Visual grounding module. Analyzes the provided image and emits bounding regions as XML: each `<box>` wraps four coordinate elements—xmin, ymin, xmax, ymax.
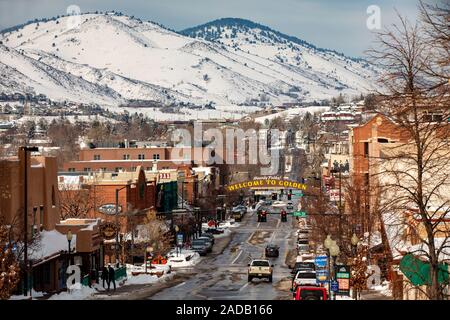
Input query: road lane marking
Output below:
<box><xmin>174</xmin><ymin>281</ymin><xmax>186</xmax><ymax>288</ymax></box>
<box><xmin>232</xmin><ymin>249</ymin><xmax>243</xmax><ymax>264</ymax></box>
<box><xmin>239</xmin><ymin>282</ymin><xmax>250</xmax><ymax>291</ymax></box>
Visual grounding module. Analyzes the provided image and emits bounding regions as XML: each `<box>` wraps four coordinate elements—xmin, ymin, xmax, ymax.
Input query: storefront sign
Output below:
<box><xmin>98</xmin><ymin>203</ymin><xmax>122</xmax><ymax>215</ymax></box>
<box><xmin>335</xmin><ymin>265</ymin><xmax>351</xmax><ymax>296</ymax></box>
<box><xmin>100</xmin><ymin>222</ymin><xmax>118</xmax><ymax>240</ymax></box>
<box><xmin>227</xmin><ymin>179</ymin><xmax>307</xmax><ymax>192</ymax></box>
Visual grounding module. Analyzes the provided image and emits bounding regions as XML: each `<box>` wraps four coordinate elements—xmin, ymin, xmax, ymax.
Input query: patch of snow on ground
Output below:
<box><xmin>9</xmin><ymin>289</ymin><xmax>45</xmax><ymax>300</ymax></box>
<box><xmin>371</xmin><ymin>281</ymin><xmax>392</xmax><ymax>297</ymax></box>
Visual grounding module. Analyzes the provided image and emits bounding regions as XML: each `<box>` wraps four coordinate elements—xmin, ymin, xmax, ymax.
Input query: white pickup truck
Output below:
<box><xmin>248</xmin><ymin>259</ymin><xmax>274</xmax><ymax>282</ymax></box>
<box><xmin>291</xmin><ymin>270</ymin><xmax>318</xmax><ymax>291</ymax></box>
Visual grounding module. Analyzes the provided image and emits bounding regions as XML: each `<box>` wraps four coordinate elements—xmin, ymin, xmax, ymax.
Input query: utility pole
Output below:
<box><xmin>115</xmin><ymin>185</ymin><xmax>127</xmax><ymax>265</ymax></box>
<box><xmin>21</xmin><ymin>146</ymin><xmax>38</xmax><ymax>297</ymax></box>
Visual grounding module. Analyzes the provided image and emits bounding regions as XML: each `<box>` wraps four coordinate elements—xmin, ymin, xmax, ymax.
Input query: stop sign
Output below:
<box><xmin>208</xmin><ymin>220</ymin><xmax>215</xmax><ymax>227</ymax></box>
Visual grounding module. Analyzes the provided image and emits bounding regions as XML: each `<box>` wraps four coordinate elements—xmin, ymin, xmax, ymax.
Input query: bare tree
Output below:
<box><xmin>58</xmin><ymin>185</ymin><xmax>98</xmax><ymax>220</ymax></box>
<box><xmin>0</xmin><ymin>217</ymin><xmax>20</xmax><ymax>300</ymax></box>
<box><xmin>367</xmin><ymin>6</ymin><xmax>450</xmax><ymax>299</ymax></box>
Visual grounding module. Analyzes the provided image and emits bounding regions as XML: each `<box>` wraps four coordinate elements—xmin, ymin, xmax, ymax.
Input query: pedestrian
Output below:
<box><xmin>108</xmin><ymin>264</ymin><xmax>116</xmax><ymax>291</ymax></box>
<box><xmin>101</xmin><ymin>266</ymin><xmax>108</xmax><ymax>289</ymax></box>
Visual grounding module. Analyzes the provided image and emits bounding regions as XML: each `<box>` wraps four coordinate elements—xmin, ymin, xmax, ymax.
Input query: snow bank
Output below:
<box><xmin>47</xmin><ymin>285</ymin><xmax>99</xmax><ymax>300</ymax></box>
<box><xmin>166</xmin><ymin>249</ymin><xmax>201</xmax><ymax>268</ymax></box>
<box><xmin>371</xmin><ymin>281</ymin><xmax>392</xmax><ymax>297</ymax></box>
<box><xmin>123</xmin><ymin>274</ymin><xmax>160</xmax><ymax>286</ymax></box>
<box><xmin>213</xmin><ymin>228</ymin><xmax>232</xmax><ymax>239</ymax></box>
<box><xmin>9</xmin><ymin>289</ymin><xmax>45</xmax><ymax>300</ymax></box>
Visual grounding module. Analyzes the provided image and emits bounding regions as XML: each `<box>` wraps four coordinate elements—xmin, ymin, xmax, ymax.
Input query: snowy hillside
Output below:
<box><xmin>0</xmin><ymin>13</ymin><xmax>378</xmax><ymax>107</ymax></box>
<box><xmin>181</xmin><ymin>18</ymin><xmax>377</xmax><ymax>97</ymax></box>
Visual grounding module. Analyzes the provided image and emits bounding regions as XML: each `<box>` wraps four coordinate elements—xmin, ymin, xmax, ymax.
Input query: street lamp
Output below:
<box><xmin>329</xmin><ymin>241</ymin><xmax>340</xmax><ymax>300</ymax></box>
<box><xmin>20</xmin><ymin>145</ymin><xmax>38</xmax><ymax>297</ymax></box>
<box><xmin>323</xmin><ymin>235</ymin><xmax>333</xmax><ymax>296</ymax></box>
<box><xmin>351</xmin><ymin>233</ymin><xmax>359</xmax><ymax>256</ymax></box>
<box><xmin>67</xmin><ymin>229</ymin><xmax>73</xmax><ymax>254</ymax></box>
<box><xmin>324</xmin><ymin>235</ymin><xmax>333</xmax><ymax>250</ymax></box>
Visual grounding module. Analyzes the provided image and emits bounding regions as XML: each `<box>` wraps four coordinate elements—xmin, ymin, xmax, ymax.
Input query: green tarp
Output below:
<box><xmin>399</xmin><ymin>254</ymin><xmax>449</xmax><ymax>286</ymax></box>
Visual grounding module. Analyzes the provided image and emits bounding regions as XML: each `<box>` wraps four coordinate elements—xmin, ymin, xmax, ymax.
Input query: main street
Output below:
<box><xmin>150</xmin><ymin>210</ymin><xmax>297</xmax><ymax>300</ymax></box>
<box><xmin>93</xmin><ymin>201</ymin><xmax>300</xmax><ymax>300</ymax></box>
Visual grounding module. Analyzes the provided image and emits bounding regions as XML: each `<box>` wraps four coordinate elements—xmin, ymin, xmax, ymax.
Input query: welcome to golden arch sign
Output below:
<box><xmin>227</xmin><ymin>179</ymin><xmax>307</xmax><ymax>192</ymax></box>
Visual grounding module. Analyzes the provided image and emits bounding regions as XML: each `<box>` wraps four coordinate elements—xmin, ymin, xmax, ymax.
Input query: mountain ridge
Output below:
<box><xmin>0</xmin><ymin>13</ymin><xmax>377</xmax><ymax>108</ymax></box>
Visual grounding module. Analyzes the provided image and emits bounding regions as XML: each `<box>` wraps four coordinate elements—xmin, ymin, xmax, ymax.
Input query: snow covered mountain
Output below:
<box><xmin>0</xmin><ymin>13</ymin><xmax>378</xmax><ymax>107</ymax></box>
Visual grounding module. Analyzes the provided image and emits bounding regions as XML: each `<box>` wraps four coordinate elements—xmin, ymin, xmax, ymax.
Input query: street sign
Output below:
<box><xmin>176</xmin><ymin>233</ymin><xmax>183</xmax><ymax>246</ymax></box>
<box><xmin>293</xmin><ymin>211</ymin><xmax>307</xmax><ymax>218</ymax></box>
<box><xmin>316</xmin><ymin>269</ymin><xmax>329</xmax><ymax>283</ymax></box>
<box><xmin>315</xmin><ymin>255</ymin><xmax>328</xmax><ymax>268</ymax></box>
<box><xmin>331</xmin><ymin>280</ymin><xmax>339</xmax><ymax>292</ymax></box>
<box><xmin>335</xmin><ymin>265</ymin><xmax>351</xmax><ymax>296</ymax></box>
<box><xmin>329</xmin><ymin>189</ymin><xmax>341</xmax><ymax>202</ymax></box>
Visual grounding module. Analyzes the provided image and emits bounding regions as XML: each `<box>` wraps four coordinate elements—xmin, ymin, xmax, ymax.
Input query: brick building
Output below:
<box><xmin>0</xmin><ymin>149</ymin><xmax>104</xmax><ymax>294</ymax></box>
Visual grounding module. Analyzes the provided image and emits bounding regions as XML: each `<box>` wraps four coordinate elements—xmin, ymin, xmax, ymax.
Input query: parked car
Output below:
<box><xmin>204</xmin><ymin>228</ymin><xmax>224</xmax><ymax>235</ymax></box>
<box><xmin>200</xmin><ymin>233</ymin><xmax>215</xmax><ymax>245</ymax></box>
<box><xmin>198</xmin><ymin>236</ymin><xmax>213</xmax><ymax>252</ymax></box>
<box><xmin>297</xmin><ymin>244</ymin><xmax>310</xmax><ymax>253</ymax></box>
<box><xmin>265</xmin><ymin>244</ymin><xmax>280</xmax><ymax>258</ymax></box>
<box><xmin>257</xmin><ymin>210</ymin><xmax>267</xmax><ymax>222</ymax></box>
<box><xmin>248</xmin><ymin>259</ymin><xmax>273</xmax><ymax>282</ymax></box>
<box><xmin>232</xmin><ymin>210</ymin><xmax>243</xmax><ymax>221</ymax></box>
<box><xmin>294</xmin><ymin>286</ymin><xmax>328</xmax><ymax>300</ymax></box>
<box><xmin>233</xmin><ymin>205</ymin><xmax>247</xmax><ymax>214</ymax></box>
<box><xmin>291</xmin><ymin>271</ymin><xmax>318</xmax><ymax>291</ymax></box>
<box><xmin>191</xmin><ymin>239</ymin><xmax>209</xmax><ymax>256</ymax></box>
<box><xmin>290</xmin><ymin>261</ymin><xmax>316</xmax><ymax>274</ymax></box>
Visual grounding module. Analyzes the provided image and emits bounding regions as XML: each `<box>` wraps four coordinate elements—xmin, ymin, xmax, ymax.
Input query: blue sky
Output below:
<box><xmin>0</xmin><ymin>0</ymin><xmax>424</xmax><ymax>57</ymax></box>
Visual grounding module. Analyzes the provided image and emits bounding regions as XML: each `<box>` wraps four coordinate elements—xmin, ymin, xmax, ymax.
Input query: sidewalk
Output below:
<box><xmin>359</xmin><ymin>289</ymin><xmax>393</xmax><ymax>300</ymax></box>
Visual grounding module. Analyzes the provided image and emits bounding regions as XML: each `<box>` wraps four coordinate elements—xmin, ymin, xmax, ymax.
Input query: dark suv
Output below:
<box><xmin>191</xmin><ymin>239</ymin><xmax>209</xmax><ymax>256</ymax></box>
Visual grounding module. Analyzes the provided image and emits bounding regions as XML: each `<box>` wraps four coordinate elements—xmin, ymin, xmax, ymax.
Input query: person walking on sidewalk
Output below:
<box><xmin>101</xmin><ymin>266</ymin><xmax>108</xmax><ymax>289</ymax></box>
<box><xmin>108</xmin><ymin>264</ymin><xmax>116</xmax><ymax>291</ymax></box>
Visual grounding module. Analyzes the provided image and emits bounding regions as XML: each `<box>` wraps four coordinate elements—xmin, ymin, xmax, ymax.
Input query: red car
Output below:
<box><xmin>294</xmin><ymin>286</ymin><xmax>328</xmax><ymax>300</ymax></box>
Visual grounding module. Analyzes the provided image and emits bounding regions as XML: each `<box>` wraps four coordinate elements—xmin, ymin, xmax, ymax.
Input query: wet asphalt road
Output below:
<box><xmin>150</xmin><ymin>208</ymin><xmax>298</xmax><ymax>300</ymax></box>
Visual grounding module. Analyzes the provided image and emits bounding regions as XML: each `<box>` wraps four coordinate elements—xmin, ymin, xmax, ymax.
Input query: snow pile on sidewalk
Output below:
<box><xmin>212</xmin><ymin>228</ymin><xmax>233</xmax><ymax>239</ymax></box>
<box><xmin>335</xmin><ymin>295</ymin><xmax>355</xmax><ymax>300</ymax></box>
<box><xmin>48</xmin><ymin>284</ymin><xmax>101</xmax><ymax>300</ymax></box>
<box><xmin>9</xmin><ymin>289</ymin><xmax>45</xmax><ymax>300</ymax></box>
<box><xmin>127</xmin><ymin>263</ymin><xmax>171</xmax><ymax>275</ymax></box>
<box><xmin>371</xmin><ymin>281</ymin><xmax>392</xmax><ymax>297</ymax></box>
<box><xmin>166</xmin><ymin>249</ymin><xmax>201</xmax><ymax>268</ymax></box>
<box><xmin>124</xmin><ymin>273</ymin><xmax>163</xmax><ymax>286</ymax></box>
